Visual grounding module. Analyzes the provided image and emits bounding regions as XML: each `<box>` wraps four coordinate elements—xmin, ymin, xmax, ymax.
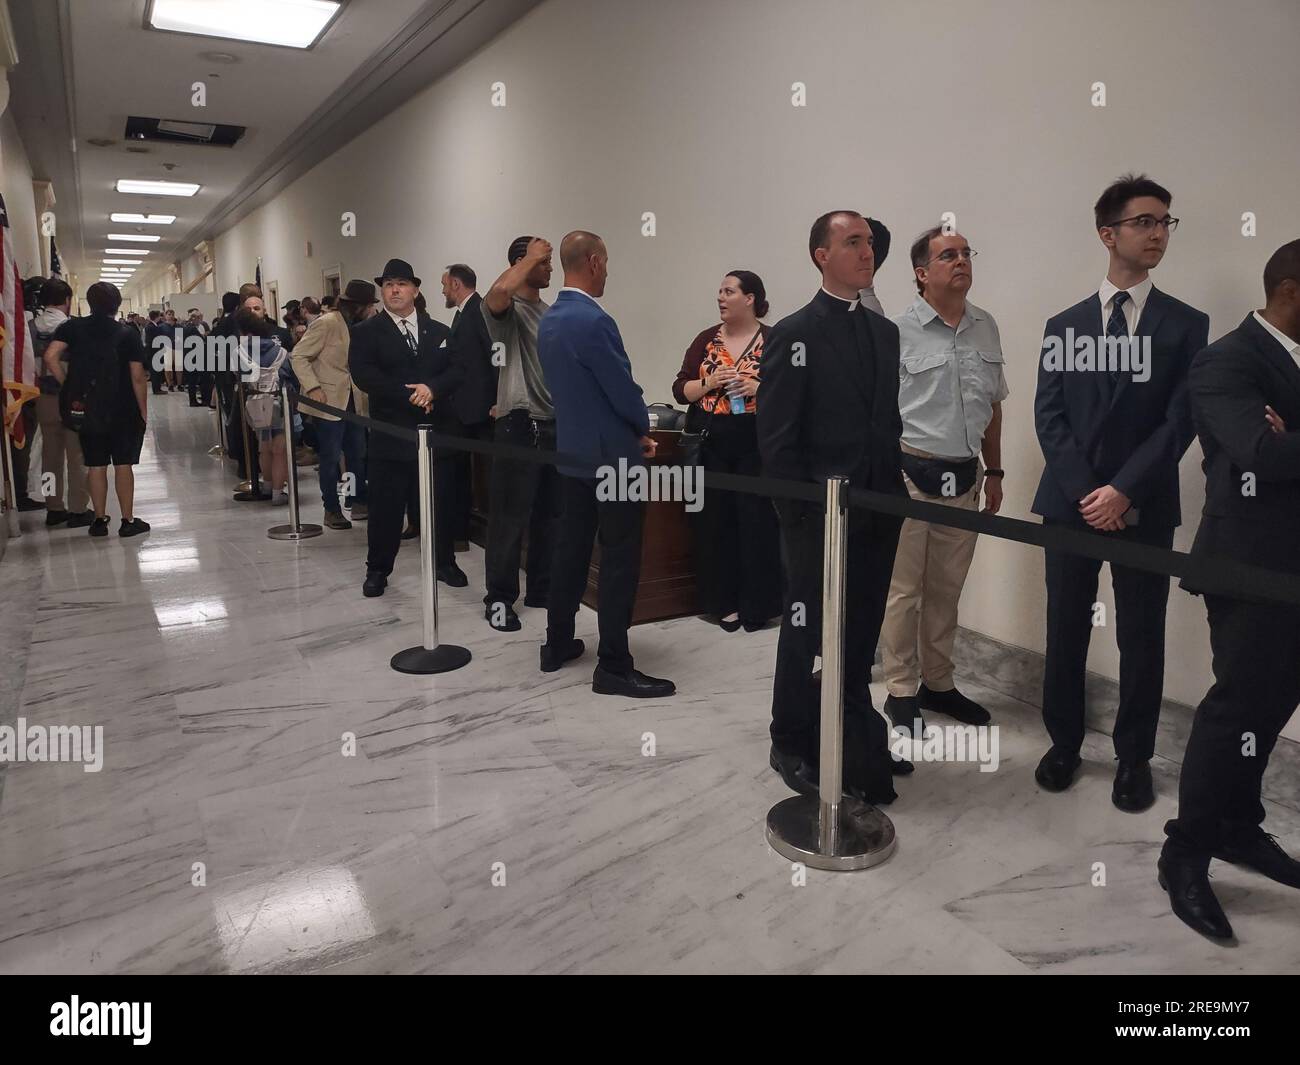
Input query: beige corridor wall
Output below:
<box><xmin>1</xmin><ymin>108</ymin><xmax>41</xmax><ymax>278</ymax></box>
<box><xmin>157</xmin><ymin>0</ymin><xmax>1300</xmax><ymax>717</ymax></box>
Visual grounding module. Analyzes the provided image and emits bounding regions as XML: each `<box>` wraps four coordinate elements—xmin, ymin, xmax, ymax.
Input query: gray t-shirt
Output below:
<box><xmin>484</xmin><ymin>294</ymin><xmax>553</xmax><ymax>419</ymax></box>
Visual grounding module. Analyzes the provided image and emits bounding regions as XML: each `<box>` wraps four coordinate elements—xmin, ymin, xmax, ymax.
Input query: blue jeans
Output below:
<box><xmin>315</xmin><ymin>406</ymin><xmax>368</xmax><ymax>512</ymax></box>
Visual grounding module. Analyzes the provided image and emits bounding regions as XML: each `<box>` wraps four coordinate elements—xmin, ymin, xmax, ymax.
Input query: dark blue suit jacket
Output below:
<box><xmin>1032</xmin><ymin>287</ymin><xmax>1209</xmax><ymax>528</ymax></box>
<box><xmin>537</xmin><ymin>289</ymin><xmax>649</xmax><ymax>478</ymax></box>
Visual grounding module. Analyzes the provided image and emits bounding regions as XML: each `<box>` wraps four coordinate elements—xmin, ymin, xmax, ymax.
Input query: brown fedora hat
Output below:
<box><xmin>338</xmin><ymin>279</ymin><xmax>378</xmax><ymax>305</ymax></box>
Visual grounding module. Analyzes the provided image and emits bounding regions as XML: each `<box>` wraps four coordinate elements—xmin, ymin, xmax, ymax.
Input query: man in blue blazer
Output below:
<box><xmin>536</xmin><ymin>230</ymin><xmax>675</xmax><ymax>699</ymax></box>
<box><xmin>1033</xmin><ymin>174</ymin><xmax>1209</xmax><ymax>810</ymax></box>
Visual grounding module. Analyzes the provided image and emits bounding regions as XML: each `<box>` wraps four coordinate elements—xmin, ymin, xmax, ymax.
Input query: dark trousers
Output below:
<box><xmin>452</xmin><ymin>420</ymin><xmax>492</xmax><ymax>540</ymax></box>
<box><xmin>366</xmin><ymin>454</ymin><xmax>456</xmax><ymax>577</ymax></box>
<box><xmin>149</xmin><ymin>360</ymin><xmax>165</xmax><ymax>393</ymax></box>
<box><xmin>483</xmin><ymin>411</ymin><xmax>559</xmax><ymax>608</ymax></box>
<box><xmin>1165</xmin><ymin>594</ymin><xmax>1300</xmax><ymax>863</ymax></box>
<box><xmin>696</xmin><ymin>415</ymin><xmax>782</xmax><ymax>623</ymax></box>
<box><xmin>546</xmin><ymin>475</ymin><xmax>644</xmax><ymax>674</ymax></box>
<box><xmin>7</xmin><ymin>403</ymin><xmax>37</xmax><ymax>501</ymax></box>
<box><xmin>228</xmin><ymin>386</ymin><xmax>260</xmax><ymax>484</ymax></box>
<box><xmin>772</xmin><ymin>509</ymin><xmax>901</xmax><ymax>770</ymax></box>
<box><xmin>1042</xmin><ymin>519</ymin><xmax>1174</xmax><ymax>761</ymax></box>
<box><xmin>188</xmin><ymin>371</ymin><xmax>213</xmax><ymax>405</ymax></box>
<box><xmin>315</xmin><ymin>403</ymin><xmax>368</xmax><ymax>513</ymax></box>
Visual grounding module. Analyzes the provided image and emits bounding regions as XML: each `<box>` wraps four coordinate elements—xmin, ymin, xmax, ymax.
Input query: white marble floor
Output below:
<box><xmin>1</xmin><ymin>398</ymin><xmax>1298</xmax><ymax>974</ymax></box>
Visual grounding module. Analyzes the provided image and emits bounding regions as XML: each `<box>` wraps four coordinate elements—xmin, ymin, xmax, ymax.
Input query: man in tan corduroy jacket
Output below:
<box><xmin>291</xmin><ymin>280</ymin><xmax>377</xmax><ymax>529</ymax></box>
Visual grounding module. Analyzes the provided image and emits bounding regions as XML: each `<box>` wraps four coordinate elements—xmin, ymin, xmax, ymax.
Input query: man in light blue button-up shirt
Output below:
<box><xmin>880</xmin><ymin>226</ymin><xmax>1008</xmax><ymax>737</ymax></box>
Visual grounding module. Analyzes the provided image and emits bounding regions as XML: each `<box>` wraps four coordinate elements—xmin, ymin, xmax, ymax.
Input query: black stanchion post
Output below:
<box><xmin>208</xmin><ymin>384</ymin><xmax>227</xmax><ymax>457</ymax></box>
<box><xmin>233</xmin><ymin>382</ymin><xmax>270</xmax><ymax>502</ymax></box>
<box><xmin>269</xmin><ymin>382</ymin><xmax>322</xmax><ymax>541</ymax></box>
<box><xmin>391</xmin><ymin>424</ymin><xmax>471</xmax><ymax>674</ymax></box>
<box><xmin>766</xmin><ymin>475</ymin><xmax>896</xmax><ymax>871</ymax></box>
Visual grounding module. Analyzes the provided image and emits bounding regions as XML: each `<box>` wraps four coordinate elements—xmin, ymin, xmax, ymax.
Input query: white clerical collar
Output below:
<box><xmin>560</xmin><ymin>286</ymin><xmax>600</xmax><ymax>305</ymax></box>
<box><xmin>820</xmin><ymin>286</ymin><xmax>859</xmax><ymax>311</ymax></box>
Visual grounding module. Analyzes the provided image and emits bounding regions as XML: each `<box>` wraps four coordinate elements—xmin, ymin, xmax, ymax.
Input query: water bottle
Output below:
<box><xmin>728</xmin><ymin>379</ymin><xmax>746</xmax><ymax>415</ymax></box>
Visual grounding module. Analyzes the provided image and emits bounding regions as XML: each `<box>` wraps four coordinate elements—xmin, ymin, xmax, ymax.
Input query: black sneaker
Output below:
<box><xmin>45</xmin><ymin>509</ymin><xmax>69</xmax><ymax>527</ymax></box>
<box><xmin>485</xmin><ymin>602</ymin><xmax>521</xmax><ymax>632</ymax></box>
<box><xmin>119</xmin><ymin>518</ymin><xmax>151</xmax><ymax>538</ymax></box>
<box><xmin>89</xmin><ymin>516</ymin><xmax>110</xmax><ymax>537</ymax></box>
<box><xmin>66</xmin><ymin>510</ymin><xmax>95</xmax><ymax>528</ymax></box>
<box><xmin>17</xmin><ymin>497</ymin><xmax>44</xmax><ymax>512</ymax></box>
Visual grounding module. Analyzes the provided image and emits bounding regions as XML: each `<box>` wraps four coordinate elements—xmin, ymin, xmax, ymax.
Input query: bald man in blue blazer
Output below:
<box><xmin>536</xmin><ymin>230</ymin><xmax>675</xmax><ymax>700</ymax></box>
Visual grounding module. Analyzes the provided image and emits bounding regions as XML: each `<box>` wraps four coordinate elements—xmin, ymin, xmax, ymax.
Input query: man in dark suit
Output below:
<box><xmin>1032</xmin><ymin>174</ymin><xmax>1209</xmax><ymax>811</ymax></box>
<box><xmin>537</xmin><ymin>231</ymin><xmax>674</xmax><ymax>699</ymax></box>
<box><xmin>757</xmin><ymin>210</ymin><xmax>908</xmax><ymax>804</ymax></box>
<box><xmin>1159</xmin><ymin>240</ymin><xmax>1300</xmax><ymax>940</ymax></box>
<box><xmin>349</xmin><ymin>258</ymin><xmax>464</xmax><ymax>598</ymax></box>
<box><xmin>441</xmin><ymin>264</ymin><xmax>497</xmax><ymax>543</ymax></box>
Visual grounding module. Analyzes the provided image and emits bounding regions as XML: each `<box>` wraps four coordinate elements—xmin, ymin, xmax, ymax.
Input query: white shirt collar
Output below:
<box><xmin>820</xmin><ymin>286</ymin><xmax>859</xmax><ymax>311</ymax></box>
<box><xmin>1099</xmin><ymin>275</ymin><xmax>1153</xmax><ymax>316</ymax></box>
<box><xmin>386</xmin><ymin>307</ymin><xmax>418</xmax><ymax>332</ymax></box>
<box><xmin>559</xmin><ymin>286</ymin><xmax>599</xmax><ymax>305</ymax></box>
<box><xmin>1253</xmin><ymin>311</ymin><xmax>1300</xmax><ymax>364</ymax></box>
<box><xmin>456</xmin><ymin>291</ymin><xmax>474</xmax><ymax>312</ymax></box>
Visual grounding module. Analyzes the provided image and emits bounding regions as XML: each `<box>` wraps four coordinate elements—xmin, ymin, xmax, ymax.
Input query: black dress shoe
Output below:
<box><xmin>1158</xmin><ymin>852</ymin><xmax>1233</xmax><ymax>940</ymax></box>
<box><xmin>436</xmin><ymin>563</ymin><xmax>468</xmax><ymax>588</ymax></box>
<box><xmin>890</xmin><ymin>756</ymin><xmax>915</xmax><ymax>776</ymax></box>
<box><xmin>769</xmin><ymin>745</ymin><xmax>820</xmax><ymax>797</ymax></box>
<box><xmin>885</xmin><ymin>694</ymin><xmax>924</xmax><ymax>737</ymax></box>
<box><xmin>719</xmin><ymin>616</ymin><xmax>742</xmax><ymax>633</ymax></box>
<box><xmin>362</xmin><ymin>571</ymin><xmax>387</xmax><ymax>597</ymax></box>
<box><xmin>918</xmin><ymin>683</ymin><xmax>991</xmax><ymax>725</ymax></box>
<box><xmin>400</xmin><ymin>524</ymin><xmax>419</xmax><ymax>540</ymax></box>
<box><xmin>592</xmin><ymin>666</ymin><xmax>675</xmax><ymax>698</ymax></box>
<box><xmin>45</xmin><ymin>509</ymin><xmax>69</xmax><ymax>527</ymax></box>
<box><xmin>540</xmin><ymin>638</ymin><xmax>584</xmax><ymax>673</ymax></box>
<box><xmin>17</xmin><ymin>497</ymin><xmax>43</xmax><ymax>512</ymax></box>
<box><xmin>523</xmin><ymin>593</ymin><xmax>548</xmax><ymax>609</ymax></box>
<box><xmin>1214</xmin><ymin>831</ymin><xmax>1300</xmax><ymax>889</ymax></box>
<box><xmin>1112</xmin><ymin>759</ymin><xmax>1155</xmax><ymax>812</ymax></box>
<box><xmin>741</xmin><ymin>619</ymin><xmax>769</xmax><ymax>633</ymax></box>
<box><xmin>1035</xmin><ymin>746</ymin><xmax>1081</xmax><ymax>792</ymax></box>
<box><xmin>485</xmin><ymin>602</ymin><xmax>521</xmax><ymax>631</ymax></box>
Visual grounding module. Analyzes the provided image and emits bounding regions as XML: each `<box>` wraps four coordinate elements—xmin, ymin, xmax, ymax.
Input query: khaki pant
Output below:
<box><xmin>35</xmin><ymin>393</ymin><xmax>88</xmax><ymax>513</ymax></box>
<box><xmin>880</xmin><ymin>466</ymin><xmax>982</xmax><ymax>696</ymax></box>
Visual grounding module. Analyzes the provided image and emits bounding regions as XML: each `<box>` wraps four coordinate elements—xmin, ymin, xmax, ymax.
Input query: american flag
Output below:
<box><xmin>50</xmin><ymin>234</ymin><xmax>63</xmax><ymax>280</ymax></box>
<box><xmin>0</xmin><ymin>193</ymin><xmax>29</xmax><ymax>389</ymax></box>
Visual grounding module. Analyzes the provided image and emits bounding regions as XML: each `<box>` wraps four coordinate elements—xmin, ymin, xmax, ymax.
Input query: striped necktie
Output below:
<box><xmin>401</xmin><ymin>319</ymin><xmax>418</xmax><ymax>355</ymax></box>
<box><xmin>1105</xmin><ymin>290</ymin><xmax>1129</xmax><ymax>384</ymax></box>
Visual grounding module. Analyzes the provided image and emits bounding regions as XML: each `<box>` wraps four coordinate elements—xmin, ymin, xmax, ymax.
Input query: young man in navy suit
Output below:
<box><xmin>1032</xmin><ymin>174</ymin><xmax>1209</xmax><ymax>810</ymax></box>
<box><xmin>1160</xmin><ymin>240</ymin><xmax>1300</xmax><ymax>940</ymax></box>
<box><xmin>536</xmin><ymin>231</ymin><xmax>675</xmax><ymax>699</ymax></box>
<box><xmin>349</xmin><ymin>258</ymin><xmax>464</xmax><ymax>598</ymax></box>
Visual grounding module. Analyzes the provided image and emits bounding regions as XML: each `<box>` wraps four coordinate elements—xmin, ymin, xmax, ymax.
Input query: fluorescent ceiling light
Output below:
<box><xmin>147</xmin><ymin>0</ymin><xmax>342</xmax><ymax>50</ymax></box>
<box><xmin>104</xmin><ymin>258</ymin><xmax>144</xmax><ymax>265</ymax></box>
<box><xmin>116</xmin><ymin>179</ymin><xmax>200</xmax><ymax>197</ymax></box>
<box><xmin>106</xmin><ymin>234</ymin><xmax>162</xmax><ymax>242</ymax></box>
<box><xmin>106</xmin><ymin>248</ymin><xmax>151</xmax><ymax>255</ymax></box>
<box><xmin>111</xmin><ymin>213</ymin><xmax>176</xmax><ymax>224</ymax></box>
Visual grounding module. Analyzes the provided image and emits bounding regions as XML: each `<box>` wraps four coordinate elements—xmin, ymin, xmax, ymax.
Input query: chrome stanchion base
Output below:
<box><xmin>390</xmin><ymin>644</ymin><xmax>472</xmax><ymax>675</ymax></box>
<box><xmin>208</xmin><ymin>444</ymin><xmax>225</xmax><ymax>456</ymax></box>
<box><xmin>766</xmin><ymin>795</ymin><xmax>896</xmax><ymax>872</ymax></box>
<box><xmin>268</xmin><ymin>523</ymin><xmax>323</xmax><ymax>541</ymax></box>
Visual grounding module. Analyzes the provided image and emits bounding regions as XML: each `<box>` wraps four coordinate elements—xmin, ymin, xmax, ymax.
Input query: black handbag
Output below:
<box><xmin>681</xmin><ymin>327</ymin><xmax>762</xmax><ymax>466</ymax></box>
<box><xmin>900</xmin><ymin>452</ymin><xmax>978</xmax><ymax>498</ymax></box>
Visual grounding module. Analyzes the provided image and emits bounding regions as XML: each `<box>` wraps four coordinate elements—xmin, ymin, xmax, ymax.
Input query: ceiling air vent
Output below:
<box><xmin>124</xmin><ymin>116</ymin><xmax>245</xmax><ymax>147</ymax></box>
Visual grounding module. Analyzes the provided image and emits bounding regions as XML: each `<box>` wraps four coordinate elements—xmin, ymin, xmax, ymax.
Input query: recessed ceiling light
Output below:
<box><xmin>106</xmin><ymin>234</ymin><xmax>162</xmax><ymax>242</ymax></box>
<box><xmin>116</xmin><ymin>179</ymin><xmax>200</xmax><ymax>197</ymax></box>
<box><xmin>111</xmin><ymin>213</ymin><xmax>176</xmax><ymax>224</ymax></box>
<box><xmin>147</xmin><ymin>0</ymin><xmax>342</xmax><ymax>50</ymax></box>
<box><xmin>104</xmin><ymin>258</ymin><xmax>144</xmax><ymax>265</ymax></box>
<box><xmin>105</xmin><ymin>248</ymin><xmax>151</xmax><ymax>255</ymax></box>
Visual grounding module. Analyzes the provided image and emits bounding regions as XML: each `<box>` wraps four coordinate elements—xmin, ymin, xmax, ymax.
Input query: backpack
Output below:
<box><xmin>243</xmin><ymin>337</ymin><xmax>289</xmax><ymax>429</ymax></box>
<box><xmin>59</xmin><ymin>320</ymin><xmax>127</xmax><ymax>433</ymax></box>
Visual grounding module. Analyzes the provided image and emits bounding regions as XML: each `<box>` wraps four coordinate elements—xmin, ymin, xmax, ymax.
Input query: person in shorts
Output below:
<box><xmin>41</xmin><ymin>281</ymin><xmax>151</xmax><ymax>537</ymax></box>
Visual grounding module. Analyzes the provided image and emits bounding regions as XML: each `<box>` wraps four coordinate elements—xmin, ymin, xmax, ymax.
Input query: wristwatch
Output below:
<box><xmin>984</xmin><ymin>468</ymin><xmax>1005</xmax><ymax>477</ymax></box>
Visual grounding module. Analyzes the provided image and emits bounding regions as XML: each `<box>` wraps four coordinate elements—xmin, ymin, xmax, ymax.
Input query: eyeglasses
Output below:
<box><xmin>1106</xmin><ymin>214</ymin><xmax>1179</xmax><ymax>233</ymax></box>
<box><xmin>926</xmin><ymin>248</ymin><xmax>977</xmax><ymax>265</ymax></box>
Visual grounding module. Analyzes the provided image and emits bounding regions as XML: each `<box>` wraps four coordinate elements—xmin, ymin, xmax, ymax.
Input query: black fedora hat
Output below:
<box><xmin>338</xmin><ymin>279</ymin><xmax>378</xmax><ymax>305</ymax></box>
<box><xmin>374</xmin><ymin>258</ymin><xmax>421</xmax><ymax>287</ymax></box>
